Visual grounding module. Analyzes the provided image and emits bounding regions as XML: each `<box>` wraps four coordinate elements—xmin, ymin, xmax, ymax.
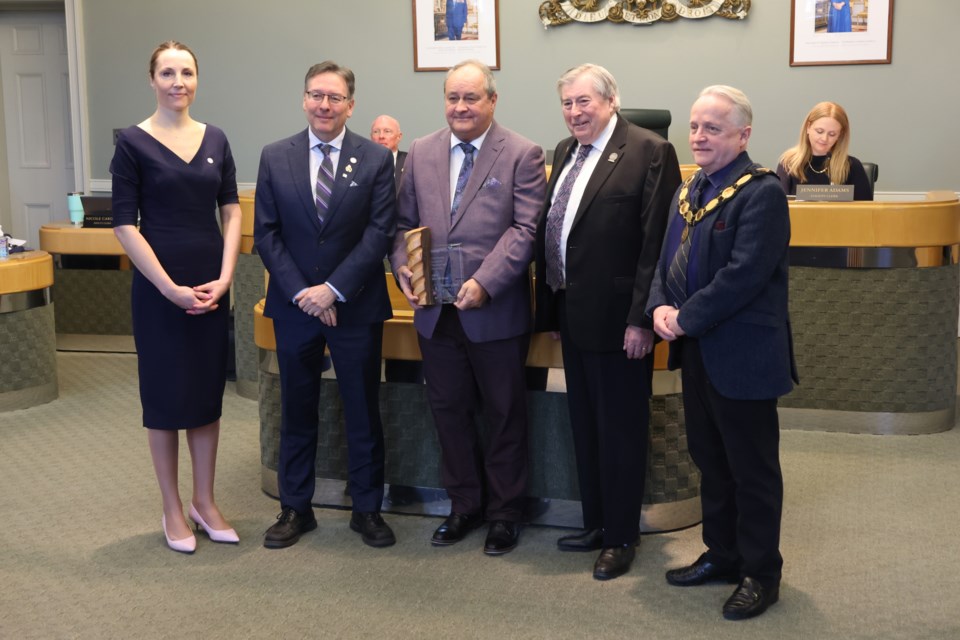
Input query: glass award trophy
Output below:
<box><xmin>431</xmin><ymin>243</ymin><xmax>464</xmax><ymax>305</ymax></box>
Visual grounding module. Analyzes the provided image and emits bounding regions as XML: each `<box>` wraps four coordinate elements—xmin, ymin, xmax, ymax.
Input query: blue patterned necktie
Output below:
<box><xmin>315</xmin><ymin>142</ymin><xmax>334</xmax><ymax>225</ymax></box>
<box><xmin>450</xmin><ymin>142</ymin><xmax>475</xmax><ymax>218</ymax></box>
<box><xmin>666</xmin><ymin>175</ymin><xmax>706</xmax><ymax>306</ymax></box>
<box><xmin>545</xmin><ymin>144</ymin><xmax>591</xmax><ymax>291</ymax></box>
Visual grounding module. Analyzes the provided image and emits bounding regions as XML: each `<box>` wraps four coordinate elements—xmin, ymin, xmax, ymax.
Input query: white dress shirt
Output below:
<box><xmin>550</xmin><ymin>115</ymin><xmax>618</xmax><ymax>282</ymax></box>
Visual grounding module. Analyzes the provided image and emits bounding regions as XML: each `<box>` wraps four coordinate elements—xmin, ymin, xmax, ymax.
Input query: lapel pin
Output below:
<box><xmin>608</xmin><ymin>152</ymin><xmax>618</xmax><ymax>163</ymax></box>
<box><xmin>345</xmin><ymin>165</ymin><xmax>353</xmax><ymax>173</ymax></box>
<box><xmin>206</xmin><ymin>158</ymin><xmax>214</xmax><ymax>164</ymax></box>
<box><xmin>342</xmin><ymin>173</ymin><xmax>348</xmax><ymax>178</ymax></box>
<box><xmin>350</xmin><ymin>157</ymin><xmax>358</xmax><ymax>164</ymax></box>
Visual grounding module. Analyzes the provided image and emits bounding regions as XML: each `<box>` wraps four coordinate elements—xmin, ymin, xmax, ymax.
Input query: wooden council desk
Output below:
<box><xmin>38</xmin><ymin>222</ymin><xmax>132</xmax><ymax>337</ymax></box>
<box><xmin>0</xmin><ymin>250</ymin><xmax>57</xmax><ymax>410</ymax></box>
<box><xmin>252</xmin><ymin>277</ymin><xmax>700</xmax><ymax>533</ymax></box>
<box><xmin>782</xmin><ymin>192</ymin><xmax>960</xmax><ymax>434</ymax></box>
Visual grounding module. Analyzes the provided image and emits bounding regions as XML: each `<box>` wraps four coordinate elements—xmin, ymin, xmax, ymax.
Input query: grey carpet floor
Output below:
<box><xmin>1</xmin><ymin>352</ymin><xmax>959</xmax><ymax>639</ymax></box>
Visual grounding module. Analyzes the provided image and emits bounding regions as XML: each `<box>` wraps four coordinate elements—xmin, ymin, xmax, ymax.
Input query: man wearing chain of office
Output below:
<box><xmin>647</xmin><ymin>84</ymin><xmax>798</xmax><ymax>621</ymax></box>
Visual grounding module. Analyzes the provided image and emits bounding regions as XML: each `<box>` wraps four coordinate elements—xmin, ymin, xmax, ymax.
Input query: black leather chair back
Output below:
<box><xmin>861</xmin><ymin>162</ymin><xmax>878</xmax><ymax>185</ymax></box>
<box><xmin>619</xmin><ymin>108</ymin><xmax>671</xmax><ymax>140</ymax></box>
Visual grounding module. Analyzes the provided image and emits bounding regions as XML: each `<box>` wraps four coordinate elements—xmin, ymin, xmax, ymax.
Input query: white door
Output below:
<box><xmin>0</xmin><ymin>12</ymin><xmax>74</xmax><ymax>248</ymax></box>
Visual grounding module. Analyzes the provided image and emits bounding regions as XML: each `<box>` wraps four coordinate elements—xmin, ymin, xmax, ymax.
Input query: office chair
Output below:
<box><xmin>861</xmin><ymin>162</ymin><xmax>878</xmax><ymax>193</ymax></box>
<box><xmin>619</xmin><ymin>108</ymin><xmax>671</xmax><ymax>140</ymax></box>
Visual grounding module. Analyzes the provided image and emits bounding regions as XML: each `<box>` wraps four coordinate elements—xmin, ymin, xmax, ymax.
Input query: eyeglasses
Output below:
<box><xmin>371</xmin><ymin>129</ymin><xmax>397</xmax><ymax>136</ymax></box>
<box><xmin>305</xmin><ymin>91</ymin><xmax>349</xmax><ymax>105</ymax></box>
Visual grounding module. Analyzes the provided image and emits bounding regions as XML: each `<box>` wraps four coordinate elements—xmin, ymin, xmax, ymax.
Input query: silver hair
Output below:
<box><xmin>698</xmin><ymin>85</ymin><xmax>753</xmax><ymax>126</ymax></box>
<box><xmin>445</xmin><ymin>59</ymin><xmax>497</xmax><ymax>98</ymax></box>
<box><xmin>556</xmin><ymin>63</ymin><xmax>621</xmax><ymax>110</ymax></box>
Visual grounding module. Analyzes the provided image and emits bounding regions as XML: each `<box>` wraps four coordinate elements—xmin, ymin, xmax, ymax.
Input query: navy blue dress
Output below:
<box><xmin>110</xmin><ymin>125</ymin><xmax>239</xmax><ymax>429</ymax></box>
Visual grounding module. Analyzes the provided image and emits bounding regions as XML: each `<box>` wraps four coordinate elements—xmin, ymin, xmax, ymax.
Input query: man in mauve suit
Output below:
<box><xmin>390</xmin><ymin>59</ymin><xmax>546</xmax><ymax>555</ymax></box>
<box><xmin>255</xmin><ymin>61</ymin><xmax>397</xmax><ymax>550</ymax></box>
<box><xmin>648</xmin><ymin>85</ymin><xmax>798</xmax><ymax>620</ymax></box>
<box><xmin>534</xmin><ymin>63</ymin><xmax>681</xmax><ymax>580</ymax></box>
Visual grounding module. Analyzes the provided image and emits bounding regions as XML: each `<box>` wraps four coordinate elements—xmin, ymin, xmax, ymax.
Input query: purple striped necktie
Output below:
<box><xmin>315</xmin><ymin>142</ymin><xmax>334</xmax><ymax>225</ymax></box>
<box><xmin>545</xmin><ymin>143</ymin><xmax>591</xmax><ymax>291</ymax></box>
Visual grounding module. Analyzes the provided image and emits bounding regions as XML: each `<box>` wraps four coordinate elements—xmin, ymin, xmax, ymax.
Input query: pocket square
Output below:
<box><xmin>483</xmin><ymin>176</ymin><xmax>502</xmax><ymax>190</ymax></box>
<box><xmin>714</xmin><ymin>220</ymin><xmax>726</xmax><ymax>230</ymax></box>
<box><xmin>349</xmin><ymin>181</ymin><xmax>359</xmax><ymax>187</ymax></box>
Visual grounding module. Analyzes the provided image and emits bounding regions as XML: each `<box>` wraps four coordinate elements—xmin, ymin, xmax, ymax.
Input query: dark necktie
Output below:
<box><xmin>665</xmin><ymin>176</ymin><xmax>706</xmax><ymax>306</ymax></box>
<box><xmin>450</xmin><ymin>142</ymin><xmax>475</xmax><ymax>218</ymax></box>
<box><xmin>315</xmin><ymin>142</ymin><xmax>334</xmax><ymax>225</ymax></box>
<box><xmin>545</xmin><ymin>144</ymin><xmax>591</xmax><ymax>291</ymax></box>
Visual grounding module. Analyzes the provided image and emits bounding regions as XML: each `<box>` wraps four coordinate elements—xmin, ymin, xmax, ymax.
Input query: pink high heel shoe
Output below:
<box><xmin>189</xmin><ymin>503</ymin><xmax>239</xmax><ymax>544</ymax></box>
<box><xmin>162</xmin><ymin>514</ymin><xmax>197</xmax><ymax>554</ymax></box>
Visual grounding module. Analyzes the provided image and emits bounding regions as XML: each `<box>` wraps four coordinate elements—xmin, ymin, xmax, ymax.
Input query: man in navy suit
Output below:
<box><xmin>255</xmin><ymin>61</ymin><xmax>397</xmax><ymax>549</ymax></box>
<box><xmin>534</xmin><ymin>63</ymin><xmax>681</xmax><ymax>581</ymax></box>
<box><xmin>647</xmin><ymin>85</ymin><xmax>798</xmax><ymax>620</ymax></box>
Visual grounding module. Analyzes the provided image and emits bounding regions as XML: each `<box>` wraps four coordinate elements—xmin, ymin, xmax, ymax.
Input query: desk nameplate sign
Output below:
<box><xmin>795</xmin><ymin>184</ymin><xmax>855</xmax><ymax>202</ymax></box>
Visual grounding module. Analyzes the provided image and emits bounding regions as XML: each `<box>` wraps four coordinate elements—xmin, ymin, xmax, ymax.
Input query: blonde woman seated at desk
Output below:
<box><xmin>776</xmin><ymin>101</ymin><xmax>873</xmax><ymax>201</ymax></box>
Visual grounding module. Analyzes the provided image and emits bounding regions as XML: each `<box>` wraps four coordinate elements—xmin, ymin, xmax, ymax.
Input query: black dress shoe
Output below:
<box><xmin>665</xmin><ymin>554</ymin><xmax>740</xmax><ymax>587</ymax></box>
<box><xmin>431</xmin><ymin>512</ymin><xmax>483</xmax><ymax>546</ymax></box>
<box><xmin>593</xmin><ymin>544</ymin><xmax>636</xmax><ymax>580</ymax></box>
<box><xmin>349</xmin><ymin>511</ymin><xmax>396</xmax><ymax>548</ymax></box>
<box><xmin>722</xmin><ymin>577</ymin><xmax>779</xmax><ymax>620</ymax></box>
<box><xmin>263</xmin><ymin>507</ymin><xmax>317</xmax><ymax>549</ymax></box>
<box><xmin>557</xmin><ymin>528</ymin><xmax>604</xmax><ymax>552</ymax></box>
<box><xmin>483</xmin><ymin>520</ymin><xmax>519</xmax><ymax>556</ymax></box>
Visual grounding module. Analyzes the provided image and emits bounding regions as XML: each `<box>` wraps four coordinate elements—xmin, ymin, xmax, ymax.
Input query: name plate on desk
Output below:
<box><xmin>795</xmin><ymin>184</ymin><xmax>854</xmax><ymax>202</ymax></box>
<box><xmin>81</xmin><ymin>196</ymin><xmax>114</xmax><ymax>228</ymax></box>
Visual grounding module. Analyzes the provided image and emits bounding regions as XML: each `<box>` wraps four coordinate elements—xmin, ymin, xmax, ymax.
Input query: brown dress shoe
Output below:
<box><xmin>349</xmin><ymin>511</ymin><xmax>396</xmax><ymax>548</ymax></box>
<box><xmin>593</xmin><ymin>544</ymin><xmax>635</xmax><ymax>580</ymax></box>
<box><xmin>263</xmin><ymin>507</ymin><xmax>317</xmax><ymax>549</ymax></box>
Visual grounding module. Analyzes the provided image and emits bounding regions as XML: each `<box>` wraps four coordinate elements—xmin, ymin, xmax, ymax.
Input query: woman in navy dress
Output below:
<box><xmin>111</xmin><ymin>41</ymin><xmax>242</xmax><ymax>553</ymax></box>
<box><xmin>776</xmin><ymin>101</ymin><xmax>873</xmax><ymax>201</ymax></box>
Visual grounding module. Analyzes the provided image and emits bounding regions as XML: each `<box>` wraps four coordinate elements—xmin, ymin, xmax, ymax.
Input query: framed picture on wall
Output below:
<box><xmin>412</xmin><ymin>0</ymin><xmax>500</xmax><ymax>71</ymax></box>
<box><xmin>790</xmin><ymin>0</ymin><xmax>894</xmax><ymax>66</ymax></box>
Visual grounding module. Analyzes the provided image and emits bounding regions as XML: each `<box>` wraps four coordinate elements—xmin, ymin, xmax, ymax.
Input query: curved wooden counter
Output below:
<box><xmin>38</xmin><ymin>222</ymin><xmax>132</xmax><ymax>336</ymax></box>
<box><xmin>790</xmin><ymin>192</ymin><xmax>960</xmax><ymax>248</ymax></box>
<box><xmin>253</xmin><ymin>274</ymin><xmax>697</xmax><ymax>533</ymax></box>
<box><xmin>38</xmin><ymin>221</ymin><xmax>125</xmax><ymax>255</ymax></box>
<box><xmin>0</xmin><ymin>251</ymin><xmax>57</xmax><ymax>410</ymax></box>
<box><xmin>782</xmin><ymin>192</ymin><xmax>960</xmax><ymax>435</ymax></box>
<box><xmin>0</xmin><ymin>250</ymin><xmax>54</xmax><ymax>295</ymax></box>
